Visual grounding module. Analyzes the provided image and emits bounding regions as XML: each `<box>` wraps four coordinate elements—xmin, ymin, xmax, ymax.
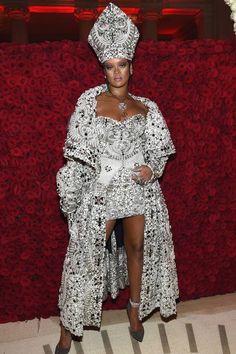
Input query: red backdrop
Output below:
<box><xmin>0</xmin><ymin>39</ymin><xmax>236</xmax><ymax>323</ymax></box>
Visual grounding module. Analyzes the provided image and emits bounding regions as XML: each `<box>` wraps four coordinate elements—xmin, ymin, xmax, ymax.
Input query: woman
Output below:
<box><xmin>55</xmin><ymin>3</ymin><xmax>179</xmax><ymax>353</ymax></box>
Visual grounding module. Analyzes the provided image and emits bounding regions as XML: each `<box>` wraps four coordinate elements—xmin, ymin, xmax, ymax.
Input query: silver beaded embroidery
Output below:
<box><xmin>56</xmin><ymin>84</ymin><xmax>179</xmax><ymax>337</ymax></box>
<box><xmin>88</xmin><ymin>3</ymin><xmax>139</xmax><ymax>63</ymax></box>
<box><xmin>94</xmin><ymin>115</ymin><xmax>146</xmax><ymax>220</ymax></box>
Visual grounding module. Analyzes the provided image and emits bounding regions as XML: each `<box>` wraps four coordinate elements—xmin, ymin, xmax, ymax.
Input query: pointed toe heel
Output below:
<box><xmin>127</xmin><ymin>299</ymin><xmax>145</xmax><ymax>342</ymax></box>
<box><xmin>129</xmin><ymin>326</ymin><xmax>144</xmax><ymax>342</ymax></box>
<box><xmin>55</xmin><ymin>343</ymin><xmax>71</xmax><ymax>354</ymax></box>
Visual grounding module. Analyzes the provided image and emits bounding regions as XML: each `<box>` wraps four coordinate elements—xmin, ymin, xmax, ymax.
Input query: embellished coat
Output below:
<box><xmin>56</xmin><ymin>84</ymin><xmax>179</xmax><ymax>336</ymax></box>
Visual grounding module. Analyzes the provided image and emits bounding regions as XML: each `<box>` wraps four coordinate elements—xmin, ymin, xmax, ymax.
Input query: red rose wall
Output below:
<box><xmin>0</xmin><ymin>40</ymin><xmax>236</xmax><ymax>323</ymax></box>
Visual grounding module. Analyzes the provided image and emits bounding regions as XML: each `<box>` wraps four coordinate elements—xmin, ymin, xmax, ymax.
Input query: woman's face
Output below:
<box><xmin>103</xmin><ymin>58</ymin><xmax>132</xmax><ymax>88</ymax></box>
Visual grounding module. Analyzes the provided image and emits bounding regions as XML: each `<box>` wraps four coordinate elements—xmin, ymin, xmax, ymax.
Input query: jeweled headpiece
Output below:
<box><xmin>88</xmin><ymin>2</ymin><xmax>140</xmax><ymax>63</ymax></box>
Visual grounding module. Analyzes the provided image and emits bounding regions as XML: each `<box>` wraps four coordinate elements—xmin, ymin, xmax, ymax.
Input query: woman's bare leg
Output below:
<box><xmin>122</xmin><ymin>214</ymin><xmax>145</xmax><ymax>331</ymax></box>
<box><xmin>106</xmin><ymin>219</ymin><xmax>117</xmax><ymax>241</ymax></box>
<box><xmin>57</xmin><ymin>323</ymin><xmax>72</xmax><ymax>350</ymax></box>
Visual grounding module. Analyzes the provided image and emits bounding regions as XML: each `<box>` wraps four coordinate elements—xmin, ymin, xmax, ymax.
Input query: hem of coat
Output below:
<box><xmin>59</xmin><ymin>293</ymin><xmax>179</xmax><ymax>337</ymax></box>
<box><xmin>139</xmin><ymin>298</ymin><xmax>179</xmax><ymax>321</ymax></box>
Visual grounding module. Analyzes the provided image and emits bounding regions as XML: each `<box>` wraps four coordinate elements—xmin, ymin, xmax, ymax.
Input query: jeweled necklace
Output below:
<box><xmin>106</xmin><ymin>90</ymin><xmax>129</xmax><ymax>117</ymax></box>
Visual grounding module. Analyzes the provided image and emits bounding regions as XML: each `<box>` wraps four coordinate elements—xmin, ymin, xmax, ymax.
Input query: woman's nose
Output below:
<box><xmin>114</xmin><ymin>66</ymin><xmax>120</xmax><ymax>73</ymax></box>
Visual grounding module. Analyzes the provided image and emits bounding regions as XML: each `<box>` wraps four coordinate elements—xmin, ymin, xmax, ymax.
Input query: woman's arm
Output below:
<box><xmin>145</xmin><ymin>156</ymin><xmax>169</xmax><ymax>181</ymax></box>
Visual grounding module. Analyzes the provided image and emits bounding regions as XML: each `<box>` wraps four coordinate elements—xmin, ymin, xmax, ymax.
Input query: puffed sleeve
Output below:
<box><xmin>144</xmin><ymin>99</ymin><xmax>175</xmax><ymax>180</ymax></box>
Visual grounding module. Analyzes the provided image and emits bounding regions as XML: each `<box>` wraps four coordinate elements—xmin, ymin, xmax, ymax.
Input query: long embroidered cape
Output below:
<box><xmin>56</xmin><ymin>84</ymin><xmax>179</xmax><ymax>336</ymax></box>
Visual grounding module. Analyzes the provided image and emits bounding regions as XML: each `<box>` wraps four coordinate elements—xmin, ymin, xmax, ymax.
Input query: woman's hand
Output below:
<box><xmin>131</xmin><ymin>165</ymin><xmax>153</xmax><ymax>185</ymax></box>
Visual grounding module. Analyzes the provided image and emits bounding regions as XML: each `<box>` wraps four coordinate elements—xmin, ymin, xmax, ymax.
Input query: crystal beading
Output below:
<box><xmin>88</xmin><ymin>3</ymin><xmax>140</xmax><ymax>63</ymax></box>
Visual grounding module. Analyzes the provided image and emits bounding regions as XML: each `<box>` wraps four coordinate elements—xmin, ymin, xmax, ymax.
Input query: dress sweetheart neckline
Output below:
<box><xmin>95</xmin><ymin>113</ymin><xmax>146</xmax><ymax>124</ymax></box>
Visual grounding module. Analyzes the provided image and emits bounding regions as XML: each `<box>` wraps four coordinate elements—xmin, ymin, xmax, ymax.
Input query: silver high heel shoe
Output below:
<box><xmin>127</xmin><ymin>299</ymin><xmax>144</xmax><ymax>342</ymax></box>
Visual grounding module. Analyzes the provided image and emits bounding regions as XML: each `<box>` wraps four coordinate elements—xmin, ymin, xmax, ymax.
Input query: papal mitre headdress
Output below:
<box><xmin>88</xmin><ymin>2</ymin><xmax>140</xmax><ymax>63</ymax></box>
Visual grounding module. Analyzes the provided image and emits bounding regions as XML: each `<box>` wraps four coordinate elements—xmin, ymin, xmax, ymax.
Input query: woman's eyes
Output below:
<box><xmin>105</xmin><ymin>63</ymin><xmax>127</xmax><ymax>70</ymax></box>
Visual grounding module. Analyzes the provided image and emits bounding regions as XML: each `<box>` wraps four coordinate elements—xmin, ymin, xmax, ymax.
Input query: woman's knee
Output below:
<box><xmin>127</xmin><ymin>240</ymin><xmax>144</xmax><ymax>259</ymax></box>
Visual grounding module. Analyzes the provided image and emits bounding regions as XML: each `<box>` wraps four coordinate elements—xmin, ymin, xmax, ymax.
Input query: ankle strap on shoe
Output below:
<box><xmin>129</xmin><ymin>299</ymin><xmax>140</xmax><ymax>308</ymax></box>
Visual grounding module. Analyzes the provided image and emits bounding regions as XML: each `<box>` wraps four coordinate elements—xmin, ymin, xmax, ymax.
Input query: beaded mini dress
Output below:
<box><xmin>95</xmin><ymin>114</ymin><xmax>146</xmax><ymax>220</ymax></box>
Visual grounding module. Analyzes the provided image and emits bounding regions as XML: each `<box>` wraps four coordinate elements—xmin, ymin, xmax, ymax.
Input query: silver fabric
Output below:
<box><xmin>56</xmin><ymin>84</ymin><xmax>179</xmax><ymax>337</ymax></box>
<box><xmin>88</xmin><ymin>3</ymin><xmax>139</xmax><ymax>63</ymax></box>
<box><xmin>94</xmin><ymin>114</ymin><xmax>146</xmax><ymax>220</ymax></box>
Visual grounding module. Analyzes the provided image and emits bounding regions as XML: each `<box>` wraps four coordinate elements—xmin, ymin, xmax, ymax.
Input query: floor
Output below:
<box><xmin>0</xmin><ymin>293</ymin><xmax>236</xmax><ymax>354</ymax></box>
